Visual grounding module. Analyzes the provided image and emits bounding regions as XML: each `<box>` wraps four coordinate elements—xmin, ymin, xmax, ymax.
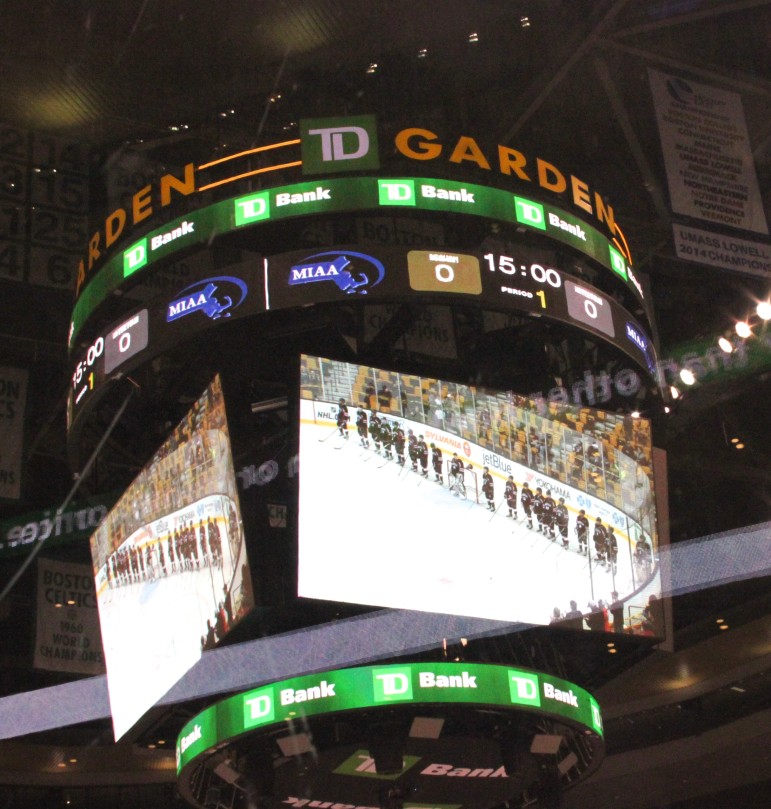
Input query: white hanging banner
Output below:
<box><xmin>673</xmin><ymin>223</ymin><xmax>771</xmax><ymax>279</ymax></box>
<box><xmin>34</xmin><ymin>558</ymin><xmax>105</xmax><ymax>675</ymax></box>
<box><xmin>649</xmin><ymin>69</ymin><xmax>768</xmax><ymax>235</ymax></box>
<box><xmin>0</xmin><ymin>366</ymin><xmax>28</xmax><ymax>500</ymax></box>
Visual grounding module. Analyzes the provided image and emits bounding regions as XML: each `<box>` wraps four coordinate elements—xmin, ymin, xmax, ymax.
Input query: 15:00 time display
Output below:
<box><xmin>72</xmin><ymin>336</ymin><xmax>104</xmax><ymax>390</ymax></box>
<box><xmin>482</xmin><ymin>252</ymin><xmax>562</xmax><ymax>310</ymax></box>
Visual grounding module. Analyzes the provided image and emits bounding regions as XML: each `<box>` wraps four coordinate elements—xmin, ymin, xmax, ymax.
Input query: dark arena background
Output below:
<box><xmin>0</xmin><ymin>3</ymin><xmax>770</xmax><ymax>809</ymax></box>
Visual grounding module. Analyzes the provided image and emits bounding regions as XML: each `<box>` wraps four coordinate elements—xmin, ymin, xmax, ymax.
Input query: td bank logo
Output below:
<box><xmin>508</xmin><ymin>669</ymin><xmax>541</xmax><ymax>707</ymax></box>
<box><xmin>372</xmin><ymin>666</ymin><xmax>413</xmax><ymax>702</ymax></box>
<box><xmin>590</xmin><ymin>698</ymin><xmax>604</xmax><ymax>734</ymax></box>
<box><xmin>302</xmin><ymin>115</ymin><xmax>380</xmax><ymax>174</ymax></box>
<box><xmin>123</xmin><ymin>239</ymin><xmax>148</xmax><ymax>277</ymax></box>
<box><xmin>235</xmin><ymin>191</ymin><xmax>271</xmax><ymax>226</ymax></box>
<box><xmin>513</xmin><ymin>197</ymin><xmax>546</xmax><ymax>231</ymax></box>
<box><xmin>378</xmin><ymin>179</ymin><xmax>416</xmax><ymax>206</ymax></box>
<box><xmin>243</xmin><ymin>686</ymin><xmax>275</xmax><ymax>729</ymax></box>
<box><xmin>608</xmin><ymin>246</ymin><xmax>629</xmax><ymax>280</ymax></box>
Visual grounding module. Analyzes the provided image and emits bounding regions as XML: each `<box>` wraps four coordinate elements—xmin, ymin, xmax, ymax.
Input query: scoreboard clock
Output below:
<box><xmin>68</xmin><ymin>243</ymin><xmax>657</xmax><ymax>436</ymax></box>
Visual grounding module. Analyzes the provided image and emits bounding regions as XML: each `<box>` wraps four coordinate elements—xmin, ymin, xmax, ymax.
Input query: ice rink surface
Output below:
<box><xmin>299</xmin><ymin>423</ymin><xmax>641</xmax><ymax>626</ymax></box>
<box><xmin>97</xmin><ymin>504</ymin><xmax>247</xmax><ymax>740</ymax></box>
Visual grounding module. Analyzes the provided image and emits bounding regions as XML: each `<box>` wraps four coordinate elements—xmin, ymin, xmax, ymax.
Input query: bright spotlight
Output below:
<box><xmin>735</xmin><ymin>321</ymin><xmax>752</xmax><ymax>338</ymax></box>
<box><xmin>757</xmin><ymin>301</ymin><xmax>771</xmax><ymax>320</ymax></box>
<box><xmin>718</xmin><ymin>337</ymin><xmax>734</xmax><ymax>353</ymax></box>
<box><xmin>670</xmin><ymin>385</ymin><xmax>680</xmax><ymax>399</ymax></box>
<box><xmin>679</xmin><ymin>368</ymin><xmax>696</xmax><ymax>385</ymax></box>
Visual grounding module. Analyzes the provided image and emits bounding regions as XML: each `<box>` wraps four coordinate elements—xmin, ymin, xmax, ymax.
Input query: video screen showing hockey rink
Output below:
<box><xmin>298</xmin><ymin>355</ymin><xmax>662</xmax><ymax>635</ymax></box>
<box><xmin>90</xmin><ymin>375</ymin><xmax>254</xmax><ymax>740</ymax></box>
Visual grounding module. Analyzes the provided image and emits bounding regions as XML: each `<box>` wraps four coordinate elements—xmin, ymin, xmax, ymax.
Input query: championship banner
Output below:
<box><xmin>0</xmin><ymin>366</ymin><xmax>28</xmax><ymax>500</ymax></box>
<box><xmin>672</xmin><ymin>223</ymin><xmax>771</xmax><ymax>279</ymax></box>
<box><xmin>649</xmin><ymin>69</ymin><xmax>768</xmax><ymax>235</ymax></box>
<box><xmin>34</xmin><ymin>557</ymin><xmax>105</xmax><ymax>675</ymax></box>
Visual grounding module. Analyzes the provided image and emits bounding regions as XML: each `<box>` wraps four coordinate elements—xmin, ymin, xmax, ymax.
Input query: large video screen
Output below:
<box><xmin>90</xmin><ymin>375</ymin><xmax>254</xmax><ymax>740</ymax></box>
<box><xmin>298</xmin><ymin>355</ymin><xmax>662</xmax><ymax>636</ymax></box>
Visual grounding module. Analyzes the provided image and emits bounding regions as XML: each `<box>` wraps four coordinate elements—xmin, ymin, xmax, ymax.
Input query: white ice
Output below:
<box><xmin>299</xmin><ymin>423</ymin><xmax>642</xmax><ymax>627</ymax></box>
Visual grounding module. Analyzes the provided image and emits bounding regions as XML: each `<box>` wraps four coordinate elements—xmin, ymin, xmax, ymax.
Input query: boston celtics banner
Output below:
<box><xmin>0</xmin><ymin>366</ymin><xmax>28</xmax><ymax>500</ymax></box>
<box><xmin>34</xmin><ymin>557</ymin><xmax>105</xmax><ymax>675</ymax></box>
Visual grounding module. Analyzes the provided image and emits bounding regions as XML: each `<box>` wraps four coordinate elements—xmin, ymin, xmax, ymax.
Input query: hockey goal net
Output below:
<box><xmin>444</xmin><ymin>460</ymin><xmax>480</xmax><ymax>503</ymax></box>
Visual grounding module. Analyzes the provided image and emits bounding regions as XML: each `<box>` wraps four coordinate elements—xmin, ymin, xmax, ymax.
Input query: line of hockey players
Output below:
<box><xmin>340</xmin><ymin>399</ymin><xmax>441</xmax><ymax>477</ymax></box>
<box><xmin>336</xmin><ymin>400</ymin><xmax>653</xmax><ymax>576</ymax></box>
<box><xmin>103</xmin><ymin>516</ymin><xmax>225</xmax><ymax>589</ymax></box>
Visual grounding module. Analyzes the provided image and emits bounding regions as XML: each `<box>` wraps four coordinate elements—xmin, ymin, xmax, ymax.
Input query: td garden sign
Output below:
<box><xmin>75</xmin><ymin>114</ymin><xmax>632</xmax><ymax>297</ymax></box>
<box><xmin>176</xmin><ymin>663</ymin><xmax>603</xmax><ymax>775</ymax></box>
<box><xmin>300</xmin><ymin>117</ymin><xmax>627</xmax><ymax>260</ymax></box>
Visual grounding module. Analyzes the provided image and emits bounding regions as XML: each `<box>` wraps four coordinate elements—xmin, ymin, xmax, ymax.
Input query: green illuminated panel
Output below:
<box><xmin>175</xmin><ymin>662</ymin><xmax>602</xmax><ymax>774</ymax></box>
<box><xmin>71</xmin><ymin>176</ymin><xmax>642</xmax><ymax>348</ymax></box>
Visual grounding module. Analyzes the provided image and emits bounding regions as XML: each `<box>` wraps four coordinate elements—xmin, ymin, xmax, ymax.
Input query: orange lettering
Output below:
<box><xmin>395</xmin><ymin>128</ymin><xmax>442</xmax><ymax>160</ymax></box>
<box><xmin>105</xmin><ymin>209</ymin><xmax>127</xmax><ymax>248</ymax></box>
<box><xmin>87</xmin><ymin>232</ymin><xmax>101</xmax><ymax>270</ymax></box>
<box><xmin>449</xmin><ymin>137</ymin><xmax>490</xmax><ymax>170</ymax></box>
<box><xmin>160</xmin><ymin>163</ymin><xmax>195</xmax><ymax>206</ymax></box>
<box><xmin>537</xmin><ymin>159</ymin><xmax>566</xmax><ymax>194</ymax></box>
<box><xmin>571</xmin><ymin>177</ymin><xmax>592</xmax><ymax>214</ymax></box>
<box><xmin>133</xmin><ymin>185</ymin><xmax>153</xmax><ymax>224</ymax></box>
<box><xmin>498</xmin><ymin>146</ymin><xmax>531</xmax><ymax>181</ymax></box>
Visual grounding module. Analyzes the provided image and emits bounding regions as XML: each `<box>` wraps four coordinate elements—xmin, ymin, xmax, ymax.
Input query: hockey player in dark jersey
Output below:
<box><xmin>394</xmin><ymin>424</ymin><xmax>406</xmax><ymax>465</ymax></box>
<box><xmin>430</xmin><ymin>443</ymin><xmax>443</xmax><ymax>483</ymax></box>
<box><xmin>533</xmin><ymin>487</ymin><xmax>545</xmax><ymax>533</ymax></box>
<box><xmin>355</xmin><ymin>408</ymin><xmax>369</xmax><ymax>448</ymax></box>
<box><xmin>575</xmin><ymin>509</ymin><xmax>589</xmax><ymax>553</ymax></box>
<box><xmin>607</xmin><ymin>526</ymin><xmax>619</xmax><ymax>574</ymax></box>
<box><xmin>380</xmin><ymin>419</ymin><xmax>394</xmax><ymax>459</ymax></box>
<box><xmin>336</xmin><ymin>398</ymin><xmax>350</xmax><ymax>438</ymax></box>
<box><xmin>635</xmin><ymin>535</ymin><xmax>653</xmax><ymax>578</ymax></box>
<box><xmin>504</xmin><ymin>475</ymin><xmax>518</xmax><ymax>518</ymax></box>
<box><xmin>555</xmin><ymin>497</ymin><xmax>570</xmax><ymax>548</ymax></box>
<box><xmin>482</xmin><ymin>467</ymin><xmax>494</xmax><ymax>511</ymax></box>
<box><xmin>520</xmin><ymin>482</ymin><xmax>534</xmax><ymax>529</ymax></box>
<box><xmin>541</xmin><ymin>490</ymin><xmax>556</xmax><ymax>539</ymax></box>
<box><xmin>417</xmin><ymin>435</ymin><xmax>429</xmax><ymax>477</ymax></box>
<box><xmin>593</xmin><ymin>517</ymin><xmax>608</xmax><ymax>565</ymax></box>
<box><xmin>369</xmin><ymin>412</ymin><xmax>382</xmax><ymax>453</ymax></box>
<box><xmin>408</xmin><ymin>429</ymin><xmax>419</xmax><ymax>471</ymax></box>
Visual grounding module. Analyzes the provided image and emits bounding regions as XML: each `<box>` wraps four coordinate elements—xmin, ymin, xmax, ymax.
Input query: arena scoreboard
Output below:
<box><xmin>68</xmin><ymin>124</ymin><xmax>661</xmax><ymax>445</ymax></box>
<box><xmin>70</xmin><ymin>176</ymin><xmax>649</xmax><ymax>346</ymax></box>
<box><xmin>68</xmin><ymin>242</ymin><xmax>656</xmax><ymax>432</ymax></box>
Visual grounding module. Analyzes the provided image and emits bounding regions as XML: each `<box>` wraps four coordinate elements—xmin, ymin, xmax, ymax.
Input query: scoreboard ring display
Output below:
<box><xmin>67</xmin><ymin>238</ymin><xmax>659</xmax><ymax>447</ymax></box>
<box><xmin>69</xmin><ymin>174</ymin><xmax>653</xmax><ymax>348</ymax></box>
<box><xmin>175</xmin><ymin>662</ymin><xmax>605</xmax><ymax>809</ymax></box>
